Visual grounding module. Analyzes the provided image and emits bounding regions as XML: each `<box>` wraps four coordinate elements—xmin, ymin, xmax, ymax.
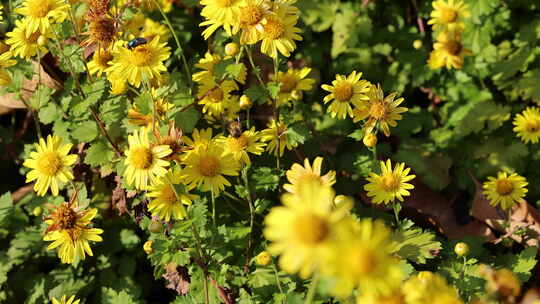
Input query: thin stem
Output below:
<box><xmin>272</xmin><ymin>263</ymin><xmax>285</xmax><ymax>297</ymax></box>
<box><xmin>223</xmin><ymin>190</ymin><xmax>244</xmax><ymax>204</ymax></box>
<box><xmin>190</xmin><ymin>223</ymin><xmax>209</xmax><ymax>304</ymax></box>
<box><xmin>304</xmin><ymin>273</ymin><xmax>320</xmax><ymax>304</ymax></box>
<box><xmin>19</xmin><ymin>95</ymin><xmax>42</xmax><ymax>139</ymax></box>
<box><xmin>89</xmin><ymin>106</ymin><xmax>123</xmax><ymax>157</ymax></box>
<box><xmin>211</xmin><ymin>188</ymin><xmax>217</xmax><ymax>233</ymax></box>
<box><xmin>152</xmin><ymin>0</ymin><xmax>192</xmax><ymax>88</ymax></box>
<box><xmin>392</xmin><ymin>202</ymin><xmax>400</xmax><ymax>225</ymax></box>
<box><xmin>245</xmin><ymin>47</ymin><xmax>265</xmax><ymax>88</ymax></box>
<box><xmin>242</xmin><ymin>166</ymin><xmax>255</xmax><ymax>272</ymax></box>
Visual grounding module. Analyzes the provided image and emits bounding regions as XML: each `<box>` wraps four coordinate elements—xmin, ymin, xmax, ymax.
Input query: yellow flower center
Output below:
<box><xmin>160</xmin><ymin>185</ymin><xmax>178</xmax><ymax>205</ymax></box>
<box><xmin>227</xmin><ymin>135</ymin><xmax>249</xmax><ymax>152</ymax></box>
<box><xmin>525</xmin><ymin>119</ymin><xmax>540</xmax><ymax>133</ymax></box>
<box><xmin>333</xmin><ymin>81</ymin><xmax>353</xmax><ymax>102</ymax></box>
<box><xmin>130</xmin><ymin>147</ymin><xmax>154</xmax><ymax>169</ymax></box>
<box><xmin>27</xmin><ymin>0</ymin><xmax>52</xmax><ymax>18</ymax></box>
<box><xmin>215</xmin><ymin>0</ymin><xmax>235</xmax><ymax>7</ymax></box>
<box><xmin>198</xmin><ymin>155</ymin><xmax>221</xmax><ymax>177</ymax></box>
<box><xmin>381</xmin><ymin>174</ymin><xmax>400</xmax><ymax>192</ymax></box>
<box><xmin>208</xmin><ymin>87</ymin><xmax>224</xmax><ymax>103</ymax></box>
<box><xmin>349</xmin><ymin>249</ymin><xmax>379</xmax><ymax>276</ymax></box>
<box><xmin>294</xmin><ymin>214</ymin><xmax>329</xmax><ymax>245</ymax></box>
<box><xmin>446</xmin><ymin>40</ymin><xmax>463</xmax><ymax>56</ymax></box>
<box><xmin>240</xmin><ymin>4</ymin><xmax>264</xmax><ymax>26</ymax></box>
<box><xmin>131</xmin><ymin>46</ymin><xmax>155</xmax><ymax>67</ymax></box>
<box><xmin>37</xmin><ymin>152</ymin><xmax>62</xmax><ymax>176</ymax></box>
<box><xmin>369</xmin><ymin>102</ymin><xmax>388</xmax><ymax>120</ymax></box>
<box><xmin>441</xmin><ymin>8</ymin><xmax>458</xmax><ymax>23</ymax></box>
<box><xmin>496</xmin><ymin>179</ymin><xmax>514</xmax><ymax>196</ymax></box>
<box><xmin>263</xmin><ymin>19</ymin><xmax>285</xmax><ymax>40</ymax></box>
<box><xmin>280</xmin><ymin>74</ymin><xmax>298</xmax><ymax>93</ymax></box>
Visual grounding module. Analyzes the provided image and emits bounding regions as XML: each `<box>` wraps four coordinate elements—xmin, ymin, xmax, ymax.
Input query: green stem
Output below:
<box><xmin>211</xmin><ymin>188</ymin><xmax>217</xmax><ymax>233</ymax></box>
<box><xmin>272</xmin><ymin>263</ymin><xmax>285</xmax><ymax>298</ymax></box>
<box><xmin>245</xmin><ymin>47</ymin><xmax>265</xmax><ymax>88</ymax></box>
<box><xmin>152</xmin><ymin>0</ymin><xmax>192</xmax><ymax>88</ymax></box>
<box><xmin>190</xmin><ymin>222</ymin><xmax>209</xmax><ymax>304</ymax></box>
<box><xmin>242</xmin><ymin>166</ymin><xmax>255</xmax><ymax>271</ymax></box>
<box><xmin>392</xmin><ymin>202</ymin><xmax>400</xmax><ymax>225</ymax></box>
<box><xmin>304</xmin><ymin>273</ymin><xmax>320</xmax><ymax>304</ymax></box>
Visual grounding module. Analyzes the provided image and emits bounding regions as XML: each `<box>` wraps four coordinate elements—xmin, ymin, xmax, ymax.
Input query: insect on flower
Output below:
<box><xmin>127</xmin><ymin>37</ymin><xmax>148</xmax><ymax>50</ymax></box>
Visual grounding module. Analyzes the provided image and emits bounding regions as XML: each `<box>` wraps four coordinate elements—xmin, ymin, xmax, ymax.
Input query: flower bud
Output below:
<box><xmin>454</xmin><ymin>242</ymin><xmax>469</xmax><ymax>257</ymax></box>
<box><xmin>413</xmin><ymin>39</ymin><xmax>423</xmax><ymax>49</ymax></box>
<box><xmin>363</xmin><ymin>133</ymin><xmax>377</xmax><ymax>147</ymax></box>
<box><xmin>239</xmin><ymin>95</ymin><xmax>253</xmax><ymax>110</ymax></box>
<box><xmin>225</xmin><ymin>42</ymin><xmax>240</xmax><ymax>56</ymax></box>
<box><xmin>37</xmin><ymin>36</ymin><xmax>48</xmax><ymax>46</ymax></box>
<box><xmin>33</xmin><ymin>206</ymin><xmax>43</xmax><ymax>217</ymax></box>
<box><xmin>255</xmin><ymin>251</ymin><xmax>272</xmax><ymax>266</ymax></box>
<box><xmin>334</xmin><ymin>195</ymin><xmax>354</xmax><ymax>207</ymax></box>
<box><xmin>143</xmin><ymin>240</ymin><xmax>153</xmax><ymax>254</ymax></box>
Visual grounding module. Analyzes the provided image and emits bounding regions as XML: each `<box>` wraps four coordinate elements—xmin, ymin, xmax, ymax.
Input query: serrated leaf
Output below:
<box><xmin>120</xmin><ymin>229</ymin><xmax>140</xmax><ymax>250</ymax></box>
<box><xmin>71</xmin><ymin>120</ymin><xmax>98</xmax><ymax>142</ymax></box>
<box><xmin>0</xmin><ymin>192</ymin><xmax>13</xmax><ymax>228</ymax></box>
<box><xmin>102</xmin><ymin>288</ymin><xmax>139</xmax><ymax>304</ymax></box>
<box><xmin>244</xmin><ymin>85</ymin><xmax>267</xmax><ymax>104</ymax></box>
<box><xmin>84</xmin><ymin>140</ymin><xmax>115</xmax><ymax>167</ymax></box>
<box><xmin>173</xmin><ymin>107</ymin><xmax>200</xmax><ymax>133</ymax></box>
<box><xmin>287</xmin><ymin>122</ymin><xmax>311</xmax><ymax>146</ymax></box>
<box><xmin>38</xmin><ymin>102</ymin><xmax>60</xmax><ymax>125</ymax></box>
<box><xmin>392</xmin><ymin>225</ymin><xmax>442</xmax><ymax>264</ymax></box>
<box><xmin>7</xmin><ymin>227</ymin><xmax>43</xmax><ymax>266</ymax></box>
<box><xmin>251</xmin><ymin>167</ymin><xmax>280</xmax><ymax>192</ymax></box>
<box><xmin>508</xmin><ymin>246</ymin><xmax>537</xmax><ymax>283</ymax></box>
<box><xmin>248</xmin><ymin>269</ymin><xmax>274</xmax><ymax>288</ymax></box>
<box><xmin>267</xmin><ymin>82</ymin><xmax>281</xmax><ymax>100</ymax></box>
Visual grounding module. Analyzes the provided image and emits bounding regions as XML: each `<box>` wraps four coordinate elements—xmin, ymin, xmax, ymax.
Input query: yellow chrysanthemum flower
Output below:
<box><xmin>260</xmin><ymin>120</ymin><xmax>297</xmax><ymax>157</ymax></box>
<box><xmin>322</xmin><ymin>71</ymin><xmax>370</xmax><ymax>119</ymax></box>
<box><xmin>259</xmin><ymin>13</ymin><xmax>302</xmax><ymax>58</ymax></box>
<box><xmin>51</xmin><ymin>295</ymin><xmax>80</xmax><ymax>304</ymax></box>
<box><xmin>197</xmin><ymin>80</ymin><xmax>239</xmax><ymax>117</ymax></box>
<box><xmin>428</xmin><ymin>0</ymin><xmax>470</xmax><ymax>33</ymax></box>
<box><xmin>181</xmin><ymin>143</ymin><xmax>240</xmax><ymax>194</ymax></box>
<box><xmin>356</xmin><ymin>289</ymin><xmax>405</xmax><ymax>304</ymax></box>
<box><xmin>23</xmin><ymin>135</ymin><xmax>77</xmax><ymax>196</ymax></box>
<box><xmin>272</xmin><ymin>67</ymin><xmax>315</xmax><ymax>107</ymax></box>
<box><xmin>15</xmin><ymin>0</ymin><xmax>69</xmax><ymax>35</ymax></box>
<box><xmin>215</xmin><ymin>127</ymin><xmax>266</xmax><ymax>165</ymax></box>
<box><xmin>352</xmin><ymin>84</ymin><xmax>408</xmax><ymax>137</ymax></box>
<box><xmin>147</xmin><ymin>170</ymin><xmax>197</xmax><ymax>222</ymax></box>
<box><xmin>428</xmin><ymin>32</ymin><xmax>471</xmax><ymax>70</ymax></box>
<box><xmin>140</xmin><ymin>18</ymin><xmax>171</xmax><ymax>43</ymax></box>
<box><xmin>512</xmin><ymin>107</ymin><xmax>540</xmax><ymax>144</ymax></box>
<box><xmin>264</xmin><ymin>184</ymin><xmax>350</xmax><ymax>278</ymax></box>
<box><xmin>199</xmin><ymin>0</ymin><xmax>242</xmax><ymax>38</ymax></box>
<box><xmin>235</xmin><ymin>0</ymin><xmax>271</xmax><ymax>45</ymax></box>
<box><xmin>107</xmin><ymin>71</ymin><xmax>128</xmax><ymax>95</ymax></box>
<box><xmin>321</xmin><ymin>218</ymin><xmax>403</xmax><ymax>298</ymax></box>
<box><xmin>43</xmin><ymin>198</ymin><xmax>103</xmax><ymax>264</ymax></box>
<box><xmin>0</xmin><ymin>52</ymin><xmax>16</xmax><ymax>86</ymax></box>
<box><xmin>193</xmin><ymin>52</ymin><xmax>221</xmax><ymax>85</ymax></box>
<box><xmin>107</xmin><ymin>36</ymin><xmax>170</xmax><ymax>88</ymax></box>
<box><xmin>364</xmin><ymin>159</ymin><xmax>415</xmax><ymax>205</ymax></box>
<box><xmin>402</xmin><ymin>272</ymin><xmax>463</xmax><ymax>304</ymax></box>
<box><xmin>87</xmin><ymin>48</ymin><xmax>113</xmax><ymax>77</ymax></box>
<box><xmin>482</xmin><ymin>172</ymin><xmax>528</xmax><ymax>210</ymax></box>
<box><xmin>124</xmin><ymin>127</ymin><xmax>172</xmax><ymax>190</ymax></box>
<box><xmin>183</xmin><ymin>128</ymin><xmax>216</xmax><ymax>151</ymax></box>
<box><xmin>283</xmin><ymin>157</ymin><xmax>336</xmax><ymax>194</ymax></box>
<box><xmin>6</xmin><ymin>19</ymin><xmax>53</xmax><ymax>60</ymax></box>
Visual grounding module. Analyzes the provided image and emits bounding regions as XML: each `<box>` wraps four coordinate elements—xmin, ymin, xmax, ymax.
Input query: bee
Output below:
<box><xmin>127</xmin><ymin>37</ymin><xmax>148</xmax><ymax>50</ymax></box>
<box><xmin>227</xmin><ymin>120</ymin><xmax>243</xmax><ymax>138</ymax></box>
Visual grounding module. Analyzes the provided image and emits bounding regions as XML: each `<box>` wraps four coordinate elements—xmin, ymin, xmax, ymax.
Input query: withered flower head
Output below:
<box><xmin>85</xmin><ymin>0</ymin><xmax>110</xmax><ymax>18</ymax></box>
<box><xmin>154</xmin><ymin>122</ymin><xmax>191</xmax><ymax>162</ymax></box>
<box><xmin>81</xmin><ymin>15</ymin><xmax>118</xmax><ymax>50</ymax></box>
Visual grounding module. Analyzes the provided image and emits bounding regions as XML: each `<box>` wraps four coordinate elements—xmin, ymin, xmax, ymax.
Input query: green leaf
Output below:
<box><xmin>244</xmin><ymin>85</ymin><xmax>268</xmax><ymax>104</ymax></box>
<box><xmin>38</xmin><ymin>102</ymin><xmax>60</xmax><ymax>125</ymax></box>
<box><xmin>120</xmin><ymin>229</ymin><xmax>140</xmax><ymax>250</ymax></box>
<box><xmin>7</xmin><ymin>227</ymin><xmax>43</xmax><ymax>266</ymax></box>
<box><xmin>84</xmin><ymin>140</ymin><xmax>115</xmax><ymax>167</ymax></box>
<box><xmin>348</xmin><ymin>129</ymin><xmax>365</xmax><ymax>141</ymax></box>
<box><xmin>508</xmin><ymin>246</ymin><xmax>537</xmax><ymax>283</ymax></box>
<box><xmin>102</xmin><ymin>288</ymin><xmax>139</xmax><ymax>304</ymax></box>
<box><xmin>71</xmin><ymin>121</ymin><xmax>98</xmax><ymax>142</ymax></box>
<box><xmin>248</xmin><ymin>269</ymin><xmax>274</xmax><ymax>288</ymax></box>
<box><xmin>267</xmin><ymin>82</ymin><xmax>281</xmax><ymax>100</ymax></box>
<box><xmin>173</xmin><ymin>107</ymin><xmax>200</xmax><ymax>133</ymax></box>
<box><xmin>287</xmin><ymin>122</ymin><xmax>311</xmax><ymax>146</ymax></box>
<box><xmin>29</xmin><ymin>86</ymin><xmax>52</xmax><ymax>110</ymax></box>
<box><xmin>251</xmin><ymin>167</ymin><xmax>281</xmax><ymax>192</ymax></box>
<box><xmin>225</xmin><ymin>63</ymin><xmax>245</xmax><ymax>79</ymax></box>
<box><xmin>392</xmin><ymin>222</ymin><xmax>442</xmax><ymax>264</ymax></box>
<box><xmin>0</xmin><ymin>192</ymin><xmax>13</xmax><ymax>228</ymax></box>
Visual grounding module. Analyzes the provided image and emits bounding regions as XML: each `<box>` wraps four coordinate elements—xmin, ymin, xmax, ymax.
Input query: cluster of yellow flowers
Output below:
<box><xmin>199</xmin><ymin>0</ymin><xmax>302</xmax><ymax>58</ymax></box>
<box><xmin>261</xmin><ymin>158</ymin><xmax>455</xmax><ymax>303</ymax></box>
<box><xmin>427</xmin><ymin>0</ymin><xmax>471</xmax><ymax>70</ymax></box>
